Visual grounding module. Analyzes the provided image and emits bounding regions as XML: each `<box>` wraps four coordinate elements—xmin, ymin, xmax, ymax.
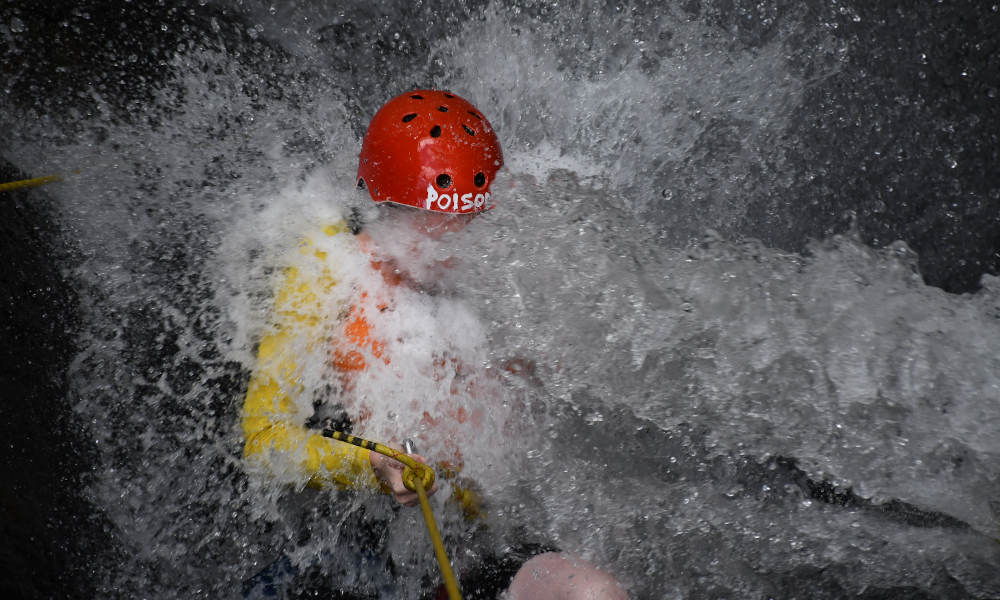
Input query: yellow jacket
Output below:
<box><xmin>241</xmin><ymin>221</ymin><xmax>380</xmax><ymax>490</ymax></box>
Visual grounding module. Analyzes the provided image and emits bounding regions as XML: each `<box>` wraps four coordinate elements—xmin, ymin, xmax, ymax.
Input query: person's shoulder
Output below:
<box><xmin>294</xmin><ymin>220</ymin><xmax>352</xmax><ymax>254</ymax></box>
<box><xmin>320</xmin><ymin>221</ymin><xmax>351</xmax><ymax>238</ymax></box>
<box><xmin>301</xmin><ymin>220</ymin><xmax>350</xmax><ymax>244</ymax></box>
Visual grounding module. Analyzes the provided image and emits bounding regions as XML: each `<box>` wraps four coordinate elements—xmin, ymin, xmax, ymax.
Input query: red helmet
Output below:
<box><xmin>357</xmin><ymin>89</ymin><xmax>503</xmax><ymax>214</ymax></box>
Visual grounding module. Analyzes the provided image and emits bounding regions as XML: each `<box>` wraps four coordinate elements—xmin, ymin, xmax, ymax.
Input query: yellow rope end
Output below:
<box><xmin>0</xmin><ymin>174</ymin><xmax>64</xmax><ymax>193</ymax></box>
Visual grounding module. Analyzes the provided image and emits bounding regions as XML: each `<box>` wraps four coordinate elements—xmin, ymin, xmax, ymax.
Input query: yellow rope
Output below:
<box><xmin>0</xmin><ymin>174</ymin><xmax>63</xmax><ymax>193</ymax></box>
<box><xmin>321</xmin><ymin>429</ymin><xmax>463</xmax><ymax>600</ymax></box>
<box><xmin>414</xmin><ymin>475</ymin><xmax>463</xmax><ymax>600</ymax></box>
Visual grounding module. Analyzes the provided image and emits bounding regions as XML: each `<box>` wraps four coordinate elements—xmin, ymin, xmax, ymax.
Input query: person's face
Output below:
<box><xmin>365</xmin><ymin>204</ymin><xmax>484</xmax><ymax>285</ymax></box>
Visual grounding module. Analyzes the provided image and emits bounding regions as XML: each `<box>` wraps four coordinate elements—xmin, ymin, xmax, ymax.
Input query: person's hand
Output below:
<box><xmin>369</xmin><ymin>450</ymin><xmax>438</xmax><ymax>506</ymax></box>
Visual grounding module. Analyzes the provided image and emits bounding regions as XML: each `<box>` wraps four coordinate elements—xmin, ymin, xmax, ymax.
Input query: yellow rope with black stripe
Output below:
<box><xmin>321</xmin><ymin>428</ymin><xmax>462</xmax><ymax>600</ymax></box>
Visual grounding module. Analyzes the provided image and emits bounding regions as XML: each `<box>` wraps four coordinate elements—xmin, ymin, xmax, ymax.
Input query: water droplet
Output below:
<box><xmin>9</xmin><ymin>17</ymin><xmax>25</xmax><ymax>33</ymax></box>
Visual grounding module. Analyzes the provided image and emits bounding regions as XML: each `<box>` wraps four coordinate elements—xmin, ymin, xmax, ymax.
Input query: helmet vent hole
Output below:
<box><xmin>437</xmin><ymin>106</ymin><xmax>449</xmax><ymax>112</ymax></box>
<box><xmin>430</xmin><ymin>125</ymin><xmax>441</xmax><ymax>138</ymax></box>
<box><xmin>411</xmin><ymin>94</ymin><xmax>424</xmax><ymax>99</ymax></box>
<box><xmin>463</xmin><ymin>125</ymin><xmax>475</xmax><ymax>136</ymax></box>
<box><xmin>474</xmin><ymin>172</ymin><xmax>486</xmax><ymax>187</ymax></box>
<box><xmin>436</xmin><ymin>174</ymin><xmax>452</xmax><ymax>189</ymax></box>
<box><xmin>402</xmin><ymin>113</ymin><xmax>417</xmax><ymax>123</ymax></box>
<box><xmin>468</xmin><ymin>111</ymin><xmax>482</xmax><ymax>120</ymax></box>
<box><xmin>444</xmin><ymin>93</ymin><xmax>455</xmax><ymax>98</ymax></box>
<box><xmin>357</xmin><ymin>178</ymin><xmax>366</xmax><ymax>190</ymax></box>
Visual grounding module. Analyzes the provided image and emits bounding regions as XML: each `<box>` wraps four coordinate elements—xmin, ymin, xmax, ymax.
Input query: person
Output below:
<box><xmin>241</xmin><ymin>89</ymin><xmax>627</xmax><ymax>600</ymax></box>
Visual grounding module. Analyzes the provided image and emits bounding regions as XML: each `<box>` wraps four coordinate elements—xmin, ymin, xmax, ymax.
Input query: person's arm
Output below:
<box><xmin>241</xmin><ymin>223</ymin><xmax>380</xmax><ymax>490</ymax></box>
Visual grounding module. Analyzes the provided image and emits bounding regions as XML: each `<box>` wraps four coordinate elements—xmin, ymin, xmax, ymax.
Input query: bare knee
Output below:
<box><xmin>507</xmin><ymin>552</ymin><xmax>627</xmax><ymax>600</ymax></box>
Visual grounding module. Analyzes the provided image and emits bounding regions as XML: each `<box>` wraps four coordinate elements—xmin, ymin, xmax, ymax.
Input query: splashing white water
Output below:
<box><xmin>2</xmin><ymin>1</ymin><xmax>998</xmax><ymax>598</ymax></box>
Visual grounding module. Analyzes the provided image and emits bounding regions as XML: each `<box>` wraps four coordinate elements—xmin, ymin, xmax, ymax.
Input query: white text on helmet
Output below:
<box><xmin>425</xmin><ymin>184</ymin><xmax>489</xmax><ymax>212</ymax></box>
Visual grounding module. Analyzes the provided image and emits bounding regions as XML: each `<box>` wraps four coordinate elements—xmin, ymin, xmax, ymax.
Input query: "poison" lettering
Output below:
<box><xmin>425</xmin><ymin>184</ymin><xmax>490</xmax><ymax>212</ymax></box>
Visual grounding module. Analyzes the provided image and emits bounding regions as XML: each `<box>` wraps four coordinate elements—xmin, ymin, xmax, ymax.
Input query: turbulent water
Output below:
<box><xmin>2</xmin><ymin>1</ymin><xmax>999</xmax><ymax>598</ymax></box>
